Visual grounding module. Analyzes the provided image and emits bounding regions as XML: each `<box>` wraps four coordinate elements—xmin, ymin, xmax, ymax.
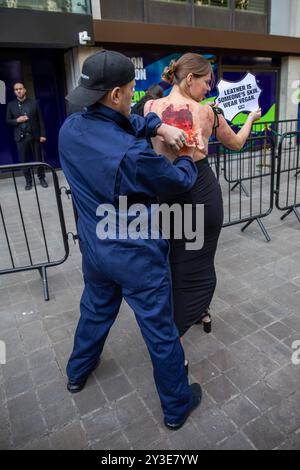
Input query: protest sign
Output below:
<box><xmin>215</xmin><ymin>72</ymin><xmax>262</xmax><ymax>122</ymax></box>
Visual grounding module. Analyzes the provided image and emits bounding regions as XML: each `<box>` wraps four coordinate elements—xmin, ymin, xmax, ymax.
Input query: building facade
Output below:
<box><xmin>88</xmin><ymin>0</ymin><xmax>300</xmax><ymax>129</ymax></box>
<box><xmin>270</xmin><ymin>0</ymin><xmax>300</xmax><ymax>121</ymax></box>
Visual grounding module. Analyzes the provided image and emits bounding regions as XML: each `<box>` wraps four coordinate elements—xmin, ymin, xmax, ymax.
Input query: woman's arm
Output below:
<box><xmin>211</xmin><ymin>107</ymin><xmax>262</xmax><ymax>151</ymax></box>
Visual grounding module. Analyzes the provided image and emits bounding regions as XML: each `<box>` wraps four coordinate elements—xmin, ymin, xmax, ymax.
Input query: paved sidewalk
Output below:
<box><xmin>0</xmin><ymin>170</ymin><xmax>300</xmax><ymax>450</ymax></box>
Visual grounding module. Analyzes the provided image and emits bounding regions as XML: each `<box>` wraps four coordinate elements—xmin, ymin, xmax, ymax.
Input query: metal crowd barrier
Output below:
<box><xmin>246</xmin><ymin>119</ymin><xmax>299</xmax><ymax>149</ymax></box>
<box><xmin>209</xmin><ymin>137</ymin><xmax>276</xmax><ymax>242</ymax></box>
<box><xmin>220</xmin><ymin>119</ymin><xmax>298</xmax><ymax>182</ymax></box>
<box><xmin>223</xmin><ymin>136</ymin><xmax>273</xmax><ymax>192</ymax></box>
<box><xmin>209</xmin><ymin>119</ymin><xmax>298</xmax><ymax>184</ymax></box>
<box><xmin>276</xmin><ymin>131</ymin><xmax>300</xmax><ymax>223</ymax></box>
<box><xmin>0</xmin><ymin>162</ymin><xmax>69</xmax><ymax>300</ymax></box>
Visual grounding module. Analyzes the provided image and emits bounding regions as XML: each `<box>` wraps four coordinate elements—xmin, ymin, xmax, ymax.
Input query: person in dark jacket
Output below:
<box><xmin>6</xmin><ymin>82</ymin><xmax>48</xmax><ymax>190</ymax></box>
<box><xmin>59</xmin><ymin>50</ymin><xmax>202</xmax><ymax>430</ymax></box>
<box><xmin>131</xmin><ymin>83</ymin><xmax>164</xmax><ymax>117</ymax></box>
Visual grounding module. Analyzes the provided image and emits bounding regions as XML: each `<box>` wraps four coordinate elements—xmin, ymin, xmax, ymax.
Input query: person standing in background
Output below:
<box><xmin>6</xmin><ymin>82</ymin><xmax>48</xmax><ymax>190</ymax></box>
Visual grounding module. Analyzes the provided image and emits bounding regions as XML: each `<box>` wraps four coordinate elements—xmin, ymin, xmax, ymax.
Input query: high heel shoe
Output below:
<box><xmin>196</xmin><ymin>312</ymin><xmax>212</xmax><ymax>334</ymax></box>
<box><xmin>202</xmin><ymin>314</ymin><xmax>212</xmax><ymax>334</ymax></box>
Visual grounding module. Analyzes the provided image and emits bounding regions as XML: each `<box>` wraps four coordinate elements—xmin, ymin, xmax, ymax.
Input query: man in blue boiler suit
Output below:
<box><xmin>59</xmin><ymin>50</ymin><xmax>202</xmax><ymax>430</ymax></box>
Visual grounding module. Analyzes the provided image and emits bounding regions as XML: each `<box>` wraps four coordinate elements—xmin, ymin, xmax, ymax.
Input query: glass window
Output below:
<box><xmin>235</xmin><ymin>0</ymin><xmax>267</xmax><ymax>14</ymax></box>
<box><xmin>194</xmin><ymin>0</ymin><xmax>228</xmax><ymax>7</ymax></box>
<box><xmin>0</xmin><ymin>0</ymin><xmax>91</xmax><ymax>14</ymax></box>
<box><xmin>152</xmin><ymin>1</ymin><xmax>188</xmax><ymax>3</ymax></box>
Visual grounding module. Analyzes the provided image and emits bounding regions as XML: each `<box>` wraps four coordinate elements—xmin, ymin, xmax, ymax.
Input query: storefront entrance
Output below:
<box><xmin>0</xmin><ymin>49</ymin><xmax>66</xmax><ymax>168</ymax></box>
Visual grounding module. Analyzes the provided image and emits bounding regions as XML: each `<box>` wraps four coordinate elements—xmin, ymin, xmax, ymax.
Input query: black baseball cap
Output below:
<box><xmin>66</xmin><ymin>50</ymin><xmax>135</xmax><ymax>107</ymax></box>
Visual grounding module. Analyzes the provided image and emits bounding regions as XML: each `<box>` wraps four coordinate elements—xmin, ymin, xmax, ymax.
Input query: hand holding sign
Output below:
<box><xmin>215</xmin><ymin>73</ymin><xmax>262</xmax><ymax>122</ymax></box>
<box><xmin>248</xmin><ymin>108</ymin><xmax>262</xmax><ymax>123</ymax></box>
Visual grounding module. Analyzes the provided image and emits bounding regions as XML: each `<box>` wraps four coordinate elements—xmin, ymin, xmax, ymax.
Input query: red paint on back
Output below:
<box><xmin>162</xmin><ymin>104</ymin><xmax>197</xmax><ymax>146</ymax></box>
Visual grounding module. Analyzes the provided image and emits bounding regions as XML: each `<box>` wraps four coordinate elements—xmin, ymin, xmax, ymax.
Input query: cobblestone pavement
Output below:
<box><xmin>0</xmin><ymin>169</ymin><xmax>300</xmax><ymax>450</ymax></box>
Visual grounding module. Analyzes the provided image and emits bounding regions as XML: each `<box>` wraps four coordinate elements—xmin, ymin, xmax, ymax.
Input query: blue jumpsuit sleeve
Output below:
<box><xmin>119</xmin><ymin>139</ymin><xmax>198</xmax><ymax>199</ymax></box>
<box><xmin>130</xmin><ymin>112</ymin><xmax>161</xmax><ymax>139</ymax></box>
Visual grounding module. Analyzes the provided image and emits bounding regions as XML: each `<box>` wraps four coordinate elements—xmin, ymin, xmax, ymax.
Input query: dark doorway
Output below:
<box><xmin>0</xmin><ymin>49</ymin><xmax>66</xmax><ymax>168</ymax></box>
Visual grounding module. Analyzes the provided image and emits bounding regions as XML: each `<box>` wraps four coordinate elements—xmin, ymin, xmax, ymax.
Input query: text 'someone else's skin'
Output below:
<box><xmin>161</xmin><ymin>104</ymin><xmax>197</xmax><ymax>146</ymax></box>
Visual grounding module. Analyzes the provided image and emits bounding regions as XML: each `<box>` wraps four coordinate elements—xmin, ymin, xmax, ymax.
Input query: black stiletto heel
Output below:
<box><xmin>196</xmin><ymin>310</ymin><xmax>212</xmax><ymax>334</ymax></box>
<box><xmin>202</xmin><ymin>314</ymin><xmax>212</xmax><ymax>334</ymax></box>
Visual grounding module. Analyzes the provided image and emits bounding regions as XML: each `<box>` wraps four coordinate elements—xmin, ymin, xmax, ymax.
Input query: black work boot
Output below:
<box><xmin>164</xmin><ymin>383</ymin><xmax>202</xmax><ymax>430</ymax></box>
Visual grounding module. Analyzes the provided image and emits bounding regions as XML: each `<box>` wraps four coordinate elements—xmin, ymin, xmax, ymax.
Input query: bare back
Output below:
<box><xmin>145</xmin><ymin>97</ymin><xmax>214</xmax><ymax>162</ymax></box>
<box><xmin>145</xmin><ymin>95</ymin><xmax>246</xmax><ymax>161</ymax></box>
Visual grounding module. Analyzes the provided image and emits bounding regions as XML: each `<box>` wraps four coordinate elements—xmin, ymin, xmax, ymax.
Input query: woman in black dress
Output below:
<box><xmin>145</xmin><ymin>53</ymin><xmax>261</xmax><ymax>341</ymax></box>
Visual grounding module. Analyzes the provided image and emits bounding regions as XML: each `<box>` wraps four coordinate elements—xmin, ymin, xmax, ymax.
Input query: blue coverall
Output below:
<box><xmin>59</xmin><ymin>104</ymin><xmax>198</xmax><ymax>425</ymax></box>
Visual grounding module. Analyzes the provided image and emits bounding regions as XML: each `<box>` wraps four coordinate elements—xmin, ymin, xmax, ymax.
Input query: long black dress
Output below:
<box><xmin>163</xmin><ymin>157</ymin><xmax>224</xmax><ymax>337</ymax></box>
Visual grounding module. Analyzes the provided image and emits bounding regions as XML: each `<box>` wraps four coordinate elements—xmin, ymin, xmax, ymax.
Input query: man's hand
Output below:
<box><xmin>177</xmin><ymin>144</ymin><xmax>196</xmax><ymax>159</ymax></box>
<box><xmin>16</xmin><ymin>115</ymin><xmax>29</xmax><ymax>123</ymax></box>
<box><xmin>177</xmin><ymin>128</ymin><xmax>206</xmax><ymax>158</ymax></box>
<box><xmin>194</xmin><ymin>128</ymin><xmax>205</xmax><ymax>153</ymax></box>
<box><xmin>40</xmin><ymin>137</ymin><xmax>46</xmax><ymax>143</ymax></box>
<box><xmin>157</xmin><ymin>123</ymin><xmax>187</xmax><ymax>152</ymax></box>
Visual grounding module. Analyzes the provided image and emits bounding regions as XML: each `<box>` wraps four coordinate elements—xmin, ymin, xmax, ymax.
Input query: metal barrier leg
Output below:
<box><xmin>256</xmin><ymin>218</ymin><xmax>271</xmax><ymax>242</ymax></box>
<box><xmin>241</xmin><ymin>218</ymin><xmax>271</xmax><ymax>242</ymax></box>
<box><xmin>281</xmin><ymin>207</ymin><xmax>300</xmax><ymax>223</ymax></box>
<box><xmin>38</xmin><ymin>267</ymin><xmax>49</xmax><ymax>301</ymax></box>
<box><xmin>241</xmin><ymin>219</ymin><xmax>254</xmax><ymax>232</ymax></box>
<box><xmin>280</xmin><ymin>208</ymin><xmax>293</xmax><ymax>221</ymax></box>
<box><xmin>293</xmin><ymin>207</ymin><xmax>300</xmax><ymax>222</ymax></box>
<box><xmin>231</xmin><ymin>181</ymin><xmax>250</xmax><ymax>198</ymax></box>
<box><xmin>240</xmin><ymin>182</ymin><xmax>250</xmax><ymax>198</ymax></box>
